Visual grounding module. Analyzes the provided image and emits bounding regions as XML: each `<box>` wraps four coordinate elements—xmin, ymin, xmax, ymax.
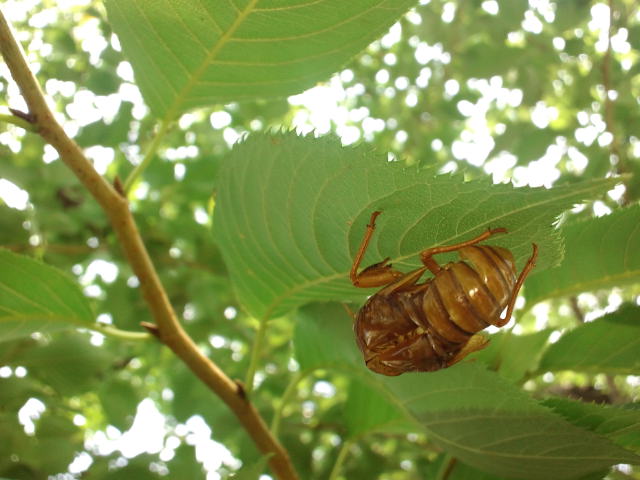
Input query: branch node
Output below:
<box><xmin>113</xmin><ymin>176</ymin><xmax>126</xmax><ymax>198</ymax></box>
<box><xmin>235</xmin><ymin>379</ymin><xmax>247</xmax><ymax>400</ymax></box>
<box><xmin>140</xmin><ymin>321</ymin><xmax>161</xmax><ymax>339</ymax></box>
<box><xmin>9</xmin><ymin>107</ymin><xmax>35</xmax><ymax>124</ymax></box>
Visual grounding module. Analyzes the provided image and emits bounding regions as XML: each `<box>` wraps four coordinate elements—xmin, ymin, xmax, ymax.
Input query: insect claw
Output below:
<box><xmin>368</xmin><ymin>211</ymin><xmax>382</xmax><ymax>228</ymax></box>
<box><xmin>361</xmin><ymin>257</ymin><xmax>391</xmax><ymax>272</ymax></box>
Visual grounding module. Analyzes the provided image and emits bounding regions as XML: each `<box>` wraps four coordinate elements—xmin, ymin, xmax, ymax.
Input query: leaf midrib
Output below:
<box><xmin>161</xmin><ymin>0</ymin><xmax>261</xmax><ymax>124</ymax></box>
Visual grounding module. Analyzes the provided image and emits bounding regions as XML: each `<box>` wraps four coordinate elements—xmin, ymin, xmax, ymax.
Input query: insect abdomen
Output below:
<box><xmin>422</xmin><ymin>245</ymin><xmax>517</xmax><ymax>343</ymax></box>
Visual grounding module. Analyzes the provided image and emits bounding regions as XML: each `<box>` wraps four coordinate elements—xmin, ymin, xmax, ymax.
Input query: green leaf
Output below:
<box><xmin>473</xmin><ymin>329</ymin><xmax>552</xmax><ymax>383</ymax></box>
<box><xmin>293</xmin><ymin>303</ymin><xmax>361</xmax><ymax>373</ymax></box>
<box><xmin>537</xmin><ymin>304</ymin><xmax>640</xmax><ymax>375</ymax></box>
<box><xmin>85</xmin><ymin>67</ymin><xmax>121</xmax><ymax>96</ymax></box>
<box><xmin>382</xmin><ymin>363</ymin><xmax>640</xmax><ymax>480</ymax></box>
<box><xmin>0</xmin><ymin>207</ymin><xmax>29</xmax><ymax>246</ymax></box>
<box><xmin>8</xmin><ymin>411</ymin><xmax>83</xmax><ymax>475</ymax></box>
<box><xmin>105</xmin><ymin>0</ymin><xmax>416</xmax><ymax>118</ymax></box>
<box><xmin>75</xmin><ymin>101</ymin><xmax>133</xmax><ymax>148</ymax></box>
<box><xmin>214</xmin><ymin>131</ymin><xmax>618</xmax><ymax>319</ymax></box>
<box><xmin>525</xmin><ymin>205</ymin><xmax>640</xmax><ymax>306</ymax></box>
<box><xmin>344</xmin><ymin>377</ymin><xmax>408</xmax><ymax>438</ymax></box>
<box><xmin>9</xmin><ymin>334</ymin><xmax>113</xmax><ymax>396</ymax></box>
<box><xmin>170</xmin><ymin>362</ymin><xmax>232</xmax><ymax>426</ymax></box>
<box><xmin>0</xmin><ymin>377</ymin><xmax>40</xmax><ymax>411</ymax></box>
<box><xmin>99</xmin><ymin>455</ymin><xmax>163</xmax><ymax>480</ymax></box>
<box><xmin>294</xmin><ymin>304</ymin><xmax>413</xmax><ymax>438</ymax></box>
<box><xmin>168</xmin><ymin>443</ymin><xmax>206</xmax><ymax>479</ymax></box>
<box><xmin>230</xmin><ymin>454</ymin><xmax>273</xmax><ymax>480</ymax></box>
<box><xmin>290</xmin><ymin>303</ymin><xmax>639</xmax><ymax>479</ymax></box>
<box><xmin>542</xmin><ymin>397</ymin><xmax>640</xmax><ymax>451</ymax></box>
<box><xmin>447</xmin><ymin>465</ymin><xmax>608</xmax><ymax>480</ymax></box>
<box><xmin>0</xmin><ymin>249</ymin><xmax>94</xmax><ymax>342</ymax></box>
<box><xmin>446</xmin><ymin>459</ymin><xmax>518</xmax><ymax>480</ymax></box>
<box><xmin>98</xmin><ymin>377</ymin><xmax>139</xmax><ymax>431</ymax></box>
<box><xmin>553</xmin><ymin>0</ymin><xmax>592</xmax><ymax>33</ymax></box>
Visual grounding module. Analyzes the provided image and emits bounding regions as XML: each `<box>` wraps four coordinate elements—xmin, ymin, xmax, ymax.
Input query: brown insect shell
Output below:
<box><xmin>354</xmin><ymin>245</ymin><xmax>517</xmax><ymax>376</ymax></box>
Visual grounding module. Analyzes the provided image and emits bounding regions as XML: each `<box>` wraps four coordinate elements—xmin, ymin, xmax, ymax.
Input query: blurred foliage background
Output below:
<box><xmin>1</xmin><ymin>0</ymin><xmax>639</xmax><ymax>479</ymax></box>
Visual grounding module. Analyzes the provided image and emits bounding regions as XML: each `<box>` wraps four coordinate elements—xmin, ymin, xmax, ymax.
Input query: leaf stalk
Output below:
<box><xmin>0</xmin><ymin>111</ymin><xmax>36</xmax><ymax>131</ymax></box>
<box><xmin>245</xmin><ymin>316</ymin><xmax>269</xmax><ymax>394</ymax></box>
<box><xmin>327</xmin><ymin>439</ymin><xmax>353</xmax><ymax>480</ymax></box>
<box><xmin>270</xmin><ymin>370</ymin><xmax>305</xmax><ymax>437</ymax></box>
<box><xmin>91</xmin><ymin>323</ymin><xmax>152</xmax><ymax>341</ymax></box>
<box><xmin>123</xmin><ymin>117</ymin><xmax>172</xmax><ymax>193</ymax></box>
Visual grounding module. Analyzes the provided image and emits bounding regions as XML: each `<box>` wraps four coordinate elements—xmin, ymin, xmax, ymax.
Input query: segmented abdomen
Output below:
<box><xmin>423</xmin><ymin>245</ymin><xmax>517</xmax><ymax>343</ymax></box>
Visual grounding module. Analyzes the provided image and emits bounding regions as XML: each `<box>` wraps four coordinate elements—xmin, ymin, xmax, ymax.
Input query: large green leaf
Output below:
<box><xmin>8</xmin><ymin>334</ymin><xmax>113</xmax><ymax>396</ymax></box>
<box><xmin>443</xmin><ymin>459</ymin><xmax>607</xmax><ymax>480</ymax></box>
<box><xmin>214</xmin><ymin>132</ymin><xmax>619</xmax><ymax>319</ymax></box>
<box><xmin>537</xmin><ymin>304</ymin><xmax>640</xmax><ymax>375</ymax></box>
<box><xmin>98</xmin><ymin>377</ymin><xmax>140</xmax><ymax>431</ymax></box>
<box><xmin>0</xmin><ymin>249</ymin><xmax>94</xmax><ymax>342</ymax></box>
<box><xmin>106</xmin><ymin>0</ymin><xmax>416</xmax><ymax>118</ymax></box>
<box><xmin>292</xmin><ymin>304</ymin><xmax>640</xmax><ymax>479</ymax></box>
<box><xmin>0</xmin><ymin>376</ymin><xmax>40</xmax><ymax>410</ymax></box>
<box><xmin>542</xmin><ymin>397</ymin><xmax>640</xmax><ymax>451</ymax></box>
<box><xmin>0</xmin><ymin>411</ymin><xmax>82</xmax><ymax>475</ymax></box>
<box><xmin>525</xmin><ymin>205</ymin><xmax>640</xmax><ymax>307</ymax></box>
<box><xmin>445</xmin><ymin>459</ymin><xmax>509</xmax><ymax>480</ymax></box>
<box><xmin>382</xmin><ymin>363</ymin><xmax>639</xmax><ymax>480</ymax></box>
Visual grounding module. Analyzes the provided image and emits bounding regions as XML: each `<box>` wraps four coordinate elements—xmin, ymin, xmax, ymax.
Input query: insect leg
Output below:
<box><xmin>350</xmin><ymin>211</ymin><xmax>404</xmax><ymax>288</ymax></box>
<box><xmin>419</xmin><ymin>228</ymin><xmax>508</xmax><ymax>275</ymax></box>
<box><xmin>446</xmin><ymin>334</ymin><xmax>490</xmax><ymax>367</ymax></box>
<box><xmin>342</xmin><ymin>303</ymin><xmax>356</xmax><ymax>320</ymax></box>
<box><xmin>377</xmin><ymin>266</ymin><xmax>430</xmax><ymax>296</ymax></box>
<box><xmin>494</xmin><ymin>243</ymin><xmax>539</xmax><ymax>327</ymax></box>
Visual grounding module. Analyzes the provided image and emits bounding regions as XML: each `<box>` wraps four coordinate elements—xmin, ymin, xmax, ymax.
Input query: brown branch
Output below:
<box><xmin>0</xmin><ymin>10</ymin><xmax>297</xmax><ymax>480</ymax></box>
<box><xmin>568</xmin><ymin>296</ymin><xmax>584</xmax><ymax>323</ymax></box>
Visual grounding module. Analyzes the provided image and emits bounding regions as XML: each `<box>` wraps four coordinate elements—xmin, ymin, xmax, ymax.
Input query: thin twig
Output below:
<box><xmin>271</xmin><ymin>370</ymin><xmax>305</xmax><ymax>437</ymax></box>
<box><xmin>0</xmin><ymin>10</ymin><xmax>297</xmax><ymax>480</ymax></box>
<box><xmin>601</xmin><ymin>0</ymin><xmax>629</xmax><ymax>205</ymax></box>
<box><xmin>123</xmin><ymin>117</ymin><xmax>172</xmax><ymax>193</ymax></box>
<box><xmin>245</xmin><ymin>316</ymin><xmax>269</xmax><ymax>394</ymax></box>
<box><xmin>327</xmin><ymin>439</ymin><xmax>353</xmax><ymax>480</ymax></box>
